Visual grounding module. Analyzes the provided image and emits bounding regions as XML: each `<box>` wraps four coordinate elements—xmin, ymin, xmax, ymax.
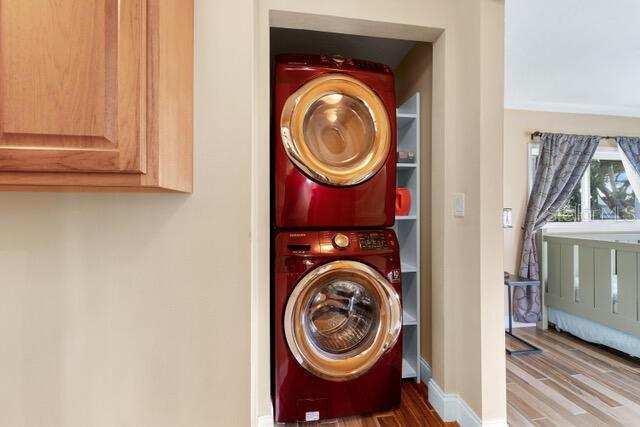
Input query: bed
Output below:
<box><xmin>538</xmin><ymin>231</ymin><xmax>640</xmax><ymax>358</ymax></box>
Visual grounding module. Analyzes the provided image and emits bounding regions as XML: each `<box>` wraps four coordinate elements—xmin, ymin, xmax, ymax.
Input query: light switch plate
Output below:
<box><xmin>503</xmin><ymin>208</ymin><xmax>513</xmax><ymax>228</ymax></box>
<box><xmin>453</xmin><ymin>193</ymin><xmax>465</xmax><ymax>217</ymax></box>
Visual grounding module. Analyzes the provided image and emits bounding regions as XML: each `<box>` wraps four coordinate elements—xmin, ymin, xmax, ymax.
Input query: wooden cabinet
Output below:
<box><xmin>0</xmin><ymin>0</ymin><xmax>192</xmax><ymax>191</ymax></box>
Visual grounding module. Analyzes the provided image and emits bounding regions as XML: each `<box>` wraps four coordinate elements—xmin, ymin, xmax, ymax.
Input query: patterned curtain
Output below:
<box><xmin>515</xmin><ymin>133</ymin><xmax>599</xmax><ymax>323</ymax></box>
<box><xmin>617</xmin><ymin>137</ymin><xmax>640</xmax><ymax>198</ymax></box>
<box><xmin>617</xmin><ymin>137</ymin><xmax>640</xmax><ymax>176</ymax></box>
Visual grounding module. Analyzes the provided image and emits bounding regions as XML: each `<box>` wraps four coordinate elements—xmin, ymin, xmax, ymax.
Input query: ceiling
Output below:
<box><xmin>505</xmin><ymin>0</ymin><xmax>640</xmax><ymax>117</ymax></box>
<box><xmin>270</xmin><ymin>28</ymin><xmax>416</xmax><ymax>70</ymax></box>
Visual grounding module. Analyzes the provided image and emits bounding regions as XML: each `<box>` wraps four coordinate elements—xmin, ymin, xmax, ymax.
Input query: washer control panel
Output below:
<box><xmin>315</xmin><ymin>230</ymin><xmax>396</xmax><ymax>254</ymax></box>
<box><xmin>357</xmin><ymin>231</ymin><xmax>389</xmax><ymax>250</ymax></box>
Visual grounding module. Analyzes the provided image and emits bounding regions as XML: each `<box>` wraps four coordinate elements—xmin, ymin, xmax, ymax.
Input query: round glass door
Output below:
<box><xmin>280</xmin><ymin>74</ymin><xmax>391</xmax><ymax>186</ymax></box>
<box><xmin>284</xmin><ymin>260</ymin><xmax>401</xmax><ymax>381</ymax></box>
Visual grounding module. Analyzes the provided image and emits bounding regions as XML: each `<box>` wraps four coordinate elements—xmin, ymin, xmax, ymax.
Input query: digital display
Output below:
<box><xmin>357</xmin><ymin>232</ymin><xmax>388</xmax><ymax>250</ymax></box>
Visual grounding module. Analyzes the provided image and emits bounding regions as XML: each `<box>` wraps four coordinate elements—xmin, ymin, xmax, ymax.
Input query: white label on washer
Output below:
<box><xmin>305</xmin><ymin>411</ymin><xmax>320</xmax><ymax>421</ymax></box>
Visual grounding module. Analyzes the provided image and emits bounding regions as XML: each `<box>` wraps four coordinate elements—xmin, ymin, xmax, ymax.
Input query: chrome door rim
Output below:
<box><xmin>284</xmin><ymin>260</ymin><xmax>401</xmax><ymax>381</ymax></box>
<box><xmin>280</xmin><ymin>74</ymin><xmax>391</xmax><ymax>186</ymax></box>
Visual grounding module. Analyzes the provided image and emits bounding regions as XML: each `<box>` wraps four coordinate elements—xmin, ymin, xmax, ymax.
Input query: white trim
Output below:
<box><xmin>505</xmin><ymin>102</ymin><xmax>640</xmax><ymax>119</ymax></box>
<box><xmin>428</xmin><ymin>379</ymin><xmax>458</xmax><ymax>422</ymax></box>
<box><xmin>428</xmin><ymin>379</ymin><xmax>508</xmax><ymax>427</ymax></box>
<box><xmin>544</xmin><ymin>221</ymin><xmax>640</xmax><ymax>234</ymax></box>
<box><xmin>580</xmin><ymin>161</ymin><xmax>591</xmax><ymax>221</ymax></box>
<box><xmin>420</xmin><ymin>357</ymin><xmax>432</xmax><ymax>382</ymax></box>
<box><xmin>257</xmin><ymin>415</ymin><xmax>274</xmax><ymax>427</ymax></box>
<box><xmin>456</xmin><ymin>398</ymin><xmax>483</xmax><ymax>427</ymax></box>
<box><xmin>527</xmin><ymin>142</ymin><xmax>537</xmax><ymax>195</ymax></box>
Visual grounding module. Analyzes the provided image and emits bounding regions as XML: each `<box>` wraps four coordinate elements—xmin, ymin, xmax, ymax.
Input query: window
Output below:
<box><xmin>553</xmin><ymin>183</ymin><xmax>581</xmax><ymax>222</ymax></box>
<box><xmin>528</xmin><ymin>144</ymin><xmax>640</xmax><ymax>229</ymax></box>
<box><xmin>589</xmin><ymin>159</ymin><xmax>637</xmax><ymax>220</ymax></box>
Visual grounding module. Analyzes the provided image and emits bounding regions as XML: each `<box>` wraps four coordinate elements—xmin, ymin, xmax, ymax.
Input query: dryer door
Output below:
<box><xmin>284</xmin><ymin>260</ymin><xmax>401</xmax><ymax>381</ymax></box>
<box><xmin>280</xmin><ymin>74</ymin><xmax>391</xmax><ymax>186</ymax></box>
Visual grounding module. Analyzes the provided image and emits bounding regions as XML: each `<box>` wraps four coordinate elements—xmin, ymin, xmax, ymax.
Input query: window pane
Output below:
<box><xmin>549</xmin><ymin>184</ymin><xmax>581</xmax><ymax>222</ymax></box>
<box><xmin>589</xmin><ymin>159</ymin><xmax>638</xmax><ymax>220</ymax></box>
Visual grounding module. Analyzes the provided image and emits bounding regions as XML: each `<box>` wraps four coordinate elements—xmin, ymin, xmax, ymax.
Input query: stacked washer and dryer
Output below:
<box><xmin>272</xmin><ymin>54</ymin><xmax>404</xmax><ymax>423</ymax></box>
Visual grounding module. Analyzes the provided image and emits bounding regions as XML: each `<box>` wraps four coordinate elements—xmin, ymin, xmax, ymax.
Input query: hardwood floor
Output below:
<box><xmin>283</xmin><ymin>381</ymin><xmax>454</xmax><ymax>426</ymax></box>
<box><xmin>507</xmin><ymin>327</ymin><xmax>640</xmax><ymax>427</ymax></box>
<box><xmin>281</xmin><ymin>326</ymin><xmax>640</xmax><ymax>426</ymax></box>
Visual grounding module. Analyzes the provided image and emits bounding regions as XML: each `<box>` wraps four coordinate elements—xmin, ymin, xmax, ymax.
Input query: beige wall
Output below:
<box><xmin>0</xmin><ymin>1</ymin><xmax>252</xmax><ymax>426</ymax></box>
<box><xmin>0</xmin><ymin>1</ymin><xmax>507</xmax><ymax>426</ymax></box>
<box><xmin>395</xmin><ymin>43</ymin><xmax>434</xmax><ymax>365</ymax></box>
<box><xmin>504</xmin><ymin>109</ymin><xmax>640</xmax><ymax>274</ymax></box>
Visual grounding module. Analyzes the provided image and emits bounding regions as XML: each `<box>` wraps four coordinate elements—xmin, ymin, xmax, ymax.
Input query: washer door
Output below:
<box><xmin>284</xmin><ymin>260</ymin><xmax>401</xmax><ymax>381</ymax></box>
<box><xmin>280</xmin><ymin>74</ymin><xmax>391</xmax><ymax>186</ymax></box>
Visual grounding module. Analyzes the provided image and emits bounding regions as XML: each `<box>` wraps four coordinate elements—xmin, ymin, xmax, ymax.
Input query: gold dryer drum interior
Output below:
<box><xmin>284</xmin><ymin>260</ymin><xmax>402</xmax><ymax>381</ymax></box>
<box><xmin>280</xmin><ymin>74</ymin><xmax>391</xmax><ymax>186</ymax></box>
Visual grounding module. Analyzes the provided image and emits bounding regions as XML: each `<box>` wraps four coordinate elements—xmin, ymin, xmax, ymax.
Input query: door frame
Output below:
<box><xmin>250</xmin><ymin>9</ymin><xmax>450</xmax><ymax>426</ymax></box>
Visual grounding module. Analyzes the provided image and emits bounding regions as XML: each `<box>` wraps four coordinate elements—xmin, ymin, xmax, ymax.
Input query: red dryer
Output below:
<box><xmin>274</xmin><ymin>54</ymin><xmax>397</xmax><ymax>229</ymax></box>
<box><xmin>273</xmin><ymin>229</ymin><xmax>403</xmax><ymax>423</ymax></box>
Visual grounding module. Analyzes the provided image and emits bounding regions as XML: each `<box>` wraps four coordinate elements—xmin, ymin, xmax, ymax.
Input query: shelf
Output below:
<box><xmin>402</xmin><ymin>358</ymin><xmax>417</xmax><ymax>379</ymax></box>
<box><xmin>401</xmin><ymin>262</ymin><xmax>417</xmax><ymax>273</ymax></box>
<box><xmin>403</xmin><ymin>310</ymin><xmax>417</xmax><ymax>326</ymax></box>
<box><xmin>397</xmin><ymin>92</ymin><xmax>420</xmax><ymax>384</ymax></box>
<box><xmin>397</xmin><ymin>115</ymin><xmax>417</xmax><ymax>131</ymax></box>
<box><xmin>397</xmin><ymin>95</ymin><xmax>418</xmax><ymax>116</ymax></box>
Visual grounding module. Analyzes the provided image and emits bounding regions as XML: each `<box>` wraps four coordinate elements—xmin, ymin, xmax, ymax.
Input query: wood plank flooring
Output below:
<box><xmin>507</xmin><ymin>327</ymin><xmax>640</xmax><ymax>427</ymax></box>
<box><xmin>283</xmin><ymin>381</ymin><xmax>455</xmax><ymax>427</ymax></box>
<box><xmin>281</xmin><ymin>326</ymin><xmax>639</xmax><ymax>426</ymax></box>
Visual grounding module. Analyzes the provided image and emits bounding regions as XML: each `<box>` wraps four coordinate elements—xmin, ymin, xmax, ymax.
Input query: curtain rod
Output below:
<box><xmin>530</xmin><ymin>131</ymin><xmax>617</xmax><ymax>141</ymax></box>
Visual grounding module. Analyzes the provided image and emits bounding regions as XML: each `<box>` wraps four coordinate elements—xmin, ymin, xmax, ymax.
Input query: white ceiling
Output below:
<box><xmin>505</xmin><ymin>0</ymin><xmax>640</xmax><ymax>117</ymax></box>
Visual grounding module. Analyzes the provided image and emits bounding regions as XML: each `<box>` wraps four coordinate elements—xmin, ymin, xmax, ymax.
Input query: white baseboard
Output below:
<box><xmin>256</xmin><ymin>402</ymin><xmax>274</xmax><ymax>427</ymax></box>
<box><xmin>428</xmin><ymin>379</ymin><xmax>507</xmax><ymax>427</ymax></box>
<box><xmin>257</xmin><ymin>414</ymin><xmax>274</xmax><ymax>427</ymax></box>
<box><xmin>428</xmin><ymin>378</ymin><xmax>458</xmax><ymax>422</ymax></box>
<box><xmin>419</xmin><ymin>357</ymin><xmax>432</xmax><ymax>381</ymax></box>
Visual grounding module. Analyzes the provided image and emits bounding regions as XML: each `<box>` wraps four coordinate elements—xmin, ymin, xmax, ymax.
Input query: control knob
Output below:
<box><xmin>333</xmin><ymin>233</ymin><xmax>350</xmax><ymax>249</ymax></box>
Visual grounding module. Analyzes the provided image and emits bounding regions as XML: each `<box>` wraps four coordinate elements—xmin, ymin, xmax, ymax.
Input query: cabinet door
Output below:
<box><xmin>0</xmin><ymin>0</ymin><xmax>146</xmax><ymax>173</ymax></box>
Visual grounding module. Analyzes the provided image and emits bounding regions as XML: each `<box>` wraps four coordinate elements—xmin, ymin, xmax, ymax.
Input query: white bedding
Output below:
<box><xmin>548</xmin><ymin>307</ymin><xmax>640</xmax><ymax>359</ymax></box>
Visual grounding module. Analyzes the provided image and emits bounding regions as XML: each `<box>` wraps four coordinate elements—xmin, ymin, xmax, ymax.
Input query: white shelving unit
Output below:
<box><xmin>394</xmin><ymin>93</ymin><xmax>421</xmax><ymax>382</ymax></box>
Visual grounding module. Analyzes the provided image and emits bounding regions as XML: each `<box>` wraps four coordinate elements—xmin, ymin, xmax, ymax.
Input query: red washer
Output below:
<box><xmin>273</xmin><ymin>229</ymin><xmax>403</xmax><ymax>422</ymax></box>
<box><xmin>274</xmin><ymin>54</ymin><xmax>397</xmax><ymax>229</ymax></box>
